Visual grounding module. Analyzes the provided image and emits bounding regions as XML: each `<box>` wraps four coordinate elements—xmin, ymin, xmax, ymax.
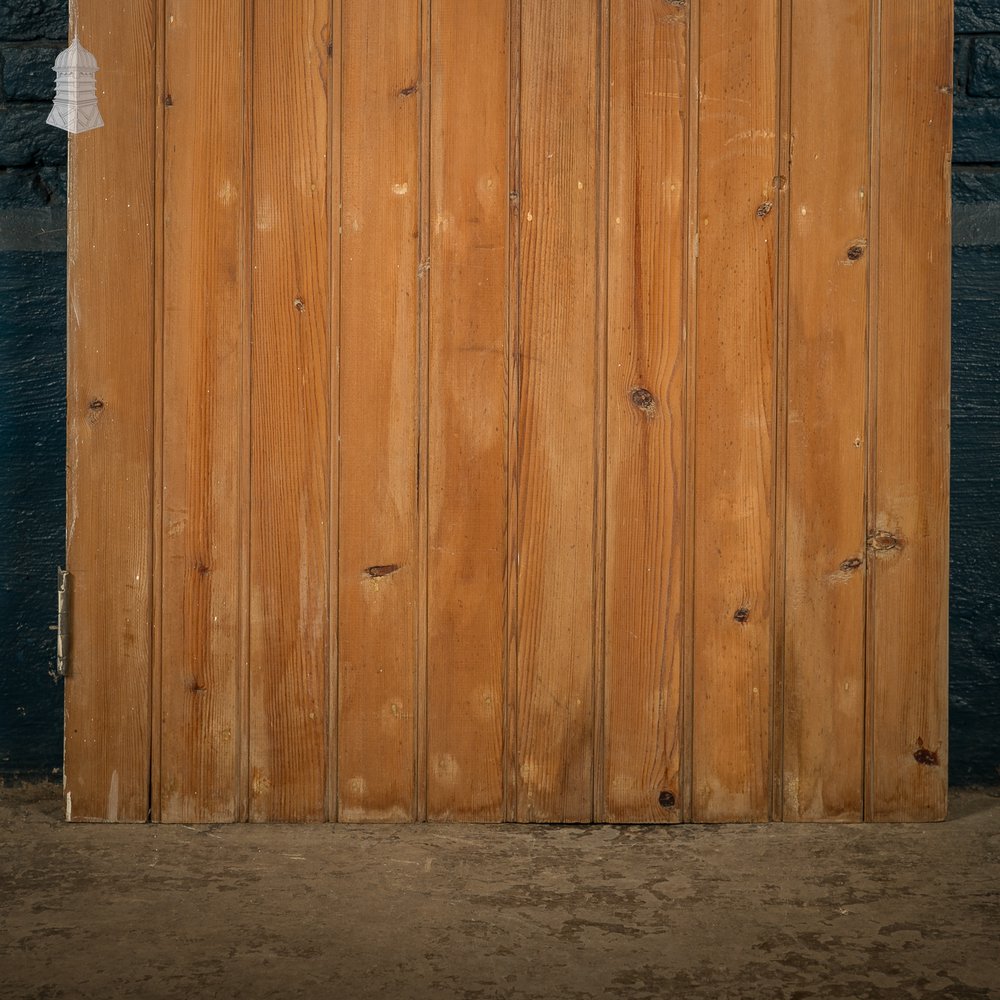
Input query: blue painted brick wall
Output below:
<box><xmin>0</xmin><ymin>2</ymin><xmax>998</xmax><ymax>785</ymax></box>
<box><xmin>952</xmin><ymin>2</ymin><xmax>1000</xmax><ymax>785</ymax></box>
<box><xmin>0</xmin><ymin>0</ymin><xmax>66</xmax><ymax>779</ymax></box>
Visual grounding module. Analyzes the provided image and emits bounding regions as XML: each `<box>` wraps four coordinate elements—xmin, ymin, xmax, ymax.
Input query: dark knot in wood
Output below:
<box><xmin>630</xmin><ymin>387</ymin><xmax>657</xmax><ymax>416</ymax></box>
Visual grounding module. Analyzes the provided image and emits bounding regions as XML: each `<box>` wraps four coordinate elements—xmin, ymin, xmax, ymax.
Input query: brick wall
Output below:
<box><xmin>952</xmin><ymin>2</ymin><xmax>1000</xmax><ymax>784</ymax></box>
<box><xmin>0</xmin><ymin>0</ymin><xmax>66</xmax><ymax>779</ymax></box>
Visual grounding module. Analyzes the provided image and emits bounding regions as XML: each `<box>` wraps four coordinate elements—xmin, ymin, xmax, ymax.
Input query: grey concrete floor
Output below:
<box><xmin>1</xmin><ymin>784</ymin><xmax>998</xmax><ymax>1000</ymax></box>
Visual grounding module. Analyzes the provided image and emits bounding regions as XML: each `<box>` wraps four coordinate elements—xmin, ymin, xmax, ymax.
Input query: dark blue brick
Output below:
<box><xmin>956</xmin><ymin>0</ymin><xmax>1000</xmax><ymax>32</ymax></box>
<box><xmin>954</xmin><ymin>167</ymin><xmax>1000</xmax><ymax>204</ymax></box>
<box><xmin>0</xmin><ymin>167</ymin><xmax>47</xmax><ymax>208</ymax></box>
<box><xmin>0</xmin><ymin>103</ymin><xmax>66</xmax><ymax>168</ymax></box>
<box><xmin>969</xmin><ymin>36</ymin><xmax>1000</xmax><ymax>98</ymax></box>
<box><xmin>953</xmin><ymin>100</ymin><xmax>1000</xmax><ymax>163</ymax></box>
<box><xmin>955</xmin><ymin>37</ymin><xmax>972</xmax><ymax>95</ymax></box>
<box><xmin>2</xmin><ymin>44</ymin><xmax>59</xmax><ymax>102</ymax></box>
<box><xmin>0</xmin><ymin>1</ymin><xmax>66</xmax><ymax>42</ymax></box>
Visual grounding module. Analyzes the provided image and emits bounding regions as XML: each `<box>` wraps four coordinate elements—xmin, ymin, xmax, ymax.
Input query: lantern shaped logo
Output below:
<box><xmin>47</xmin><ymin>38</ymin><xmax>104</xmax><ymax>134</ymax></box>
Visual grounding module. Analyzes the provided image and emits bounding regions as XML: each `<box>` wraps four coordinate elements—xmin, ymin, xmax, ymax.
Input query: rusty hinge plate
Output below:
<box><xmin>56</xmin><ymin>568</ymin><xmax>71</xmax><ymax>677</ymax></box>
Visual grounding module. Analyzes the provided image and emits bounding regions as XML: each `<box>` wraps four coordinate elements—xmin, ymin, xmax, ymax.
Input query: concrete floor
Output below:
<box><xmin>1</xmin><ymin>784</ymin><xmax>998</xmax><ymax>1000</ymax></box>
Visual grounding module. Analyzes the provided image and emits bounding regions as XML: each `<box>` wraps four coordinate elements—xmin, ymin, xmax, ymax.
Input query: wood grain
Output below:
<box><xmin>337</xmin><ymin>0</ymin><xmax>422</xmax><ymax>822</ymax></box>
<box><xmin>781</xmin><ymin>0</ymin><xmax>870</xmax><ymax>822</ymax></box>
<box><xmin>68</xmin><ymin>1</ymin><xmax>952</xmax><ymax>825</ymax></box>
<box><xmin>515</xmin><ymin>0</ymin><xmax>599</xmax><ymax>823</ymax></box>
<box><xmin>603</xmin><ymin>0</ymin><xmax>686</xmax><ymax>824</ymax></box>
<box><xmin>691</xmin><ymin>0</ymin><xmax>779</xmax><ymax>823</ymax></box>
<box><xmin>425</xmin><ymin>0</ymin><xmax>509</xmax><ymax>821</ymax></box>
<box><xmin>159</xmin><ymin>0</ymin><xmax>247</xmax><ymax>823</ymax></box>
<box><xmin>64</xmin><ymin>0</ymin><xmax>154</xmax><ymax>823</ymax></box>
<box><xmin>866</xmin><ymin>0</ymin><xmax>951</xmax><ymax>822</ymax></box>
<box><xmin>248</xmin><ymin>0</ymin><xmax>331</xmax><ymax>822</ymax></box>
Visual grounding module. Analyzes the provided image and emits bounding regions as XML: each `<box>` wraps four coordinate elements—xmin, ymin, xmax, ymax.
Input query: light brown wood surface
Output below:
<box><xmin>67</xmin><ymin>0</ymin><xmax>952</xmax><ymax>824</ymax></box>
<box><xmin>691</xmin><ymin>0</ymin><xmax>779</xmax><ymax>823</ymax></box>
<box><xmin>64</xmin><ymin>0</ymin><xmax>154</xmax><ymax>823</ymax></box>
<box><xmin>248</xmin><ymin>0</ymin><xmax>331</xmax><ymax>822</ymax></box>
<box><xmin>867</xmin><ymin>0</ymin><xmax>951</xmax><ymax>822</ymax></box>
<box><xmin>781</xmin><ymin>0</ymin><xmax>870</xmax><ymax>822</ymax></box>
<box><xmin>158</xmin><ymin>0</ymin><xmax>247</xmax><ymax>823</ymax></box>
<box><xmin>515</xmin><ymin>0</ymin><xmax>599</xmax><ymax>823</ymax></box>
<box><xmin>426</xmin><ymin>0</ymin><xmax>509</xmax><ymax>821</ymax></box>
<box><xmin>337</xmin><ymin>0</ymin><xmax>422</xmax><ymax>822</ymax></box>
<box><xmin>603</xmin><ymin>0</ymin><xmax>686</xmax><ymax>824</ymax></box>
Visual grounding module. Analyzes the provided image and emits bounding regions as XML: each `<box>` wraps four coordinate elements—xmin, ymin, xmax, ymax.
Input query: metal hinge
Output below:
<box><xmin>56</xmin><ymin>568</ymin><xmax>71</xmax><ymax>677</ymax></box>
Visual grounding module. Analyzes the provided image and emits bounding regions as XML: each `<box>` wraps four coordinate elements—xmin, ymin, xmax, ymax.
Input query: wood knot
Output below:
<box><xmin>658</xmin><ymin>790</ymin><xmax>676</xmax><ymax>808</ymax></box>
<box><xmin>194</xmin><ymin>559</ymin><xmax>210</xmax><ymax>576</ymax></box>
<box><xmin>164</xmin><ymin>94</ymin><xmax>173</xmax><ymax>108</ymax></box>
<box><xmin>840</xmin><ymin>556</ymin><xmax>863</xmax><ymax>572</ymax></box>
<box><xmin>756</xmin><ymin>201</ymin><xmax>773</xmax><ymax>219</ymax></box>
<box><xmin>87</xmin><ymin>398</ymin><xmax>105</xmax><ymax>423</ymax></box>
<box><xmin>365</xmin><ymin>564</ymin><xmax>401</xmax><ymax>579</ymax></box>
<box><xmin>867</xmin><ymin>530</ymin><xmax>901</xmax><ymax>553</ymax></box>
<box><xmin>913</xmin><ymin>739</ymin><xmax>939</xmax><ymax>767</ymax></box>
<box><xmin>846</xmin><ymin>242</ymin><xmax>867</xmax><ymax>261</ymax></box>
<box><xmin>293</xmin><ymin>297</ymin><xmax>305</xmax><ymax>312</ymax></box>
<box><xmin>398</xmin><ymin>82</ymin><xmax>419</xmax><ymax>97</ymax></box>
<box><xmin>630</xmin><ymin>387</ymin><xmax>657</xmax><ymax>416</ymax></box>
<box><xmin>734</xmin><ymin>607</ymin><xmax>750</xmax><ymax>623</ymax></box>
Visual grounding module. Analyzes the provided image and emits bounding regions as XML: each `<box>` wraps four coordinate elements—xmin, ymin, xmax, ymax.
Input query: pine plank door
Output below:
<box><xmin>64</xmin><ymin>0</ymin><xmax>951</xmax><ymax>823</ymax></box>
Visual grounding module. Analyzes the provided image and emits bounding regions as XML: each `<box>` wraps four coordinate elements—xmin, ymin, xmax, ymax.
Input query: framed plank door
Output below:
<box><xmin>64</xmin><ymin>0</ymin><xmax>951</xmax><ymax>824</ymax></box>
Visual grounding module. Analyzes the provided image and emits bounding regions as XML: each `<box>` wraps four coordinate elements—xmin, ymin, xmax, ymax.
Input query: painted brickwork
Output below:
<box><xmin>0</xmin><ymin>0</ymin><xmax>66</xmax><ymax>779</ymax></box>
<box><xmin>952</xmin><ymin>2</ymin><xmax>1000</xmax><ymax>784</ymax></box>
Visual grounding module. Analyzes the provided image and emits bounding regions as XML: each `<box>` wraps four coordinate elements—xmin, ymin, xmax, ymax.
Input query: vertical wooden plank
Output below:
<box><xmin>503</xmin><ymin>0</ymin><xmax>522</xmax><ymax>825</ymax></box>
<box><xmin>158</xmin><ymin>0</ymin><xmax>247</xmax><ymax>823</ymax></box>
<box><xmin>64</xmin><ymin>1</ymin><xmax>154</xmax><ymax>823</ymax></box>
<box><xmin>867</xmin><ymin>0</ymin><xmax>951</xmax><ymax>822</ymax></box>
<box><xmin>248</xmin><ymin>0</ymin><xmax>330</xmax><ymax>822</ymax></box>
<box><xmin>603</xmin><ymin>0</ymin><xmax>686</xmax><ymax>824</ymax></box>
<box><xmin>515</xmin><ymin>0</ymin><xmax>599</xmax><ymax>823</ymax></box>
<box><xmin>326</xmin><ymin>0</ymin><xmax>342</xmax><ymax>822</ymax></box>
<box><xmin>781</xmin><ymin>2</ymin><xmax>871</xmax><ymax>822</ymax></box>
<box><xmin>425</xmin><ymin>0</ymin><xmax>508</xmax><ymax>821</ymax></box>
<box><xmin>337</xmin><ymin>0</ymin><xmax>421</xmax><ymax>822</ymax></box>
<box><xmin>691</xmin><ymin>0</ymin><xmax>778</xmax><ymax>823</ymax></box>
